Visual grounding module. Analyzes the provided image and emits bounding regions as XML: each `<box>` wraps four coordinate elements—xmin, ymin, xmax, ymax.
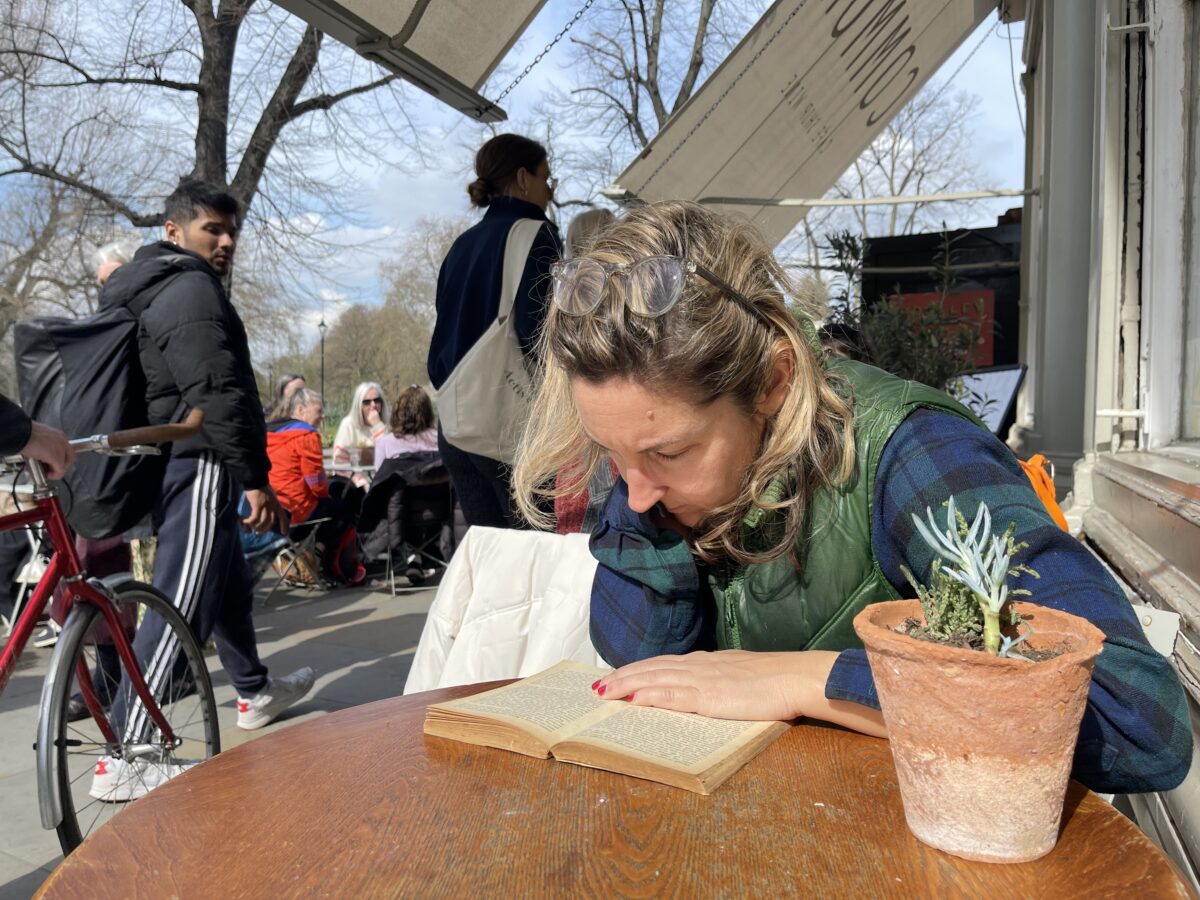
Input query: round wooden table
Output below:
<box><xmin>38</xmin><ymin>683</ymin><xmax>1194</xmax><ymax>898</ymax></box>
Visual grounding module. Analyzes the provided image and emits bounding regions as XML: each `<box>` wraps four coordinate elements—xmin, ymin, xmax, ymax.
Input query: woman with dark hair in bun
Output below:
<box><xmin>427</xmin><ymin>133</ymin><xmax>563</xmax><ymax>528</ymax></box>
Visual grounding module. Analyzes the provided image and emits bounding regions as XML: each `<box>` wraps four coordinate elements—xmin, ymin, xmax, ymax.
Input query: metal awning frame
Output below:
<box><xmin>601</xmin><ymin>187</ymin><xmax>1037</xmax><ymax>209</ymax></box>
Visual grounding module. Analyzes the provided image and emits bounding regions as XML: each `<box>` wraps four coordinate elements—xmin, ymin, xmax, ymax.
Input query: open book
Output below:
<box><xmin>424</xmin><ymin>660</ymin><xmax>790</xmax><ymax>795</ymax></box>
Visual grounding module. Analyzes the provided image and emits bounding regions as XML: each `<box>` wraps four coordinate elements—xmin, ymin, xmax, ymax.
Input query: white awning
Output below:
<box><xmin>271</xmin><ymin>0</ymin><xmax>550</xmax><ymax>122</ymax></box>
<box><xmin>605</xmin><ymin>0</ymin><xmax>996</xmax><ymax>246</ymax></box>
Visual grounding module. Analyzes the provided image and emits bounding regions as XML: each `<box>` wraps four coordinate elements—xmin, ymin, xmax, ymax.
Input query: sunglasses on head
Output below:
<box><xmin>550</xmin><ymin>255</ymin><xmax>770</xmax><ymax>326</ymax></box>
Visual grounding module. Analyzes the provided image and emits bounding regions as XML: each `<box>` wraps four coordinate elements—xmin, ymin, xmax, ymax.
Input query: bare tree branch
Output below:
<box><xmin>671</xmin><ymin>0</ymin><xmax>714</xmax><ymax>114</ymax></box>
<box><xmin>228</xmin><ymin>24</ymin><xmax>321</xmax><ymax>204</ymax></box>
<box><xmin>0</xmin><ymin>47</ymin><xmax>202</xmax><ymax>91</ymax></box>
<box><xmin>287</xmin><ymin>72</ymin><xmax>400</xmax><ymax>120</ymax></box>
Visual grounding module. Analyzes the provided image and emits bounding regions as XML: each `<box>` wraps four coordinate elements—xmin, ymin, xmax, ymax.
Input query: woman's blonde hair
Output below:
<box><xmin>513</xmin><ymin>200</ymin><xmax>855</xmax><ymax>566</ymax></box>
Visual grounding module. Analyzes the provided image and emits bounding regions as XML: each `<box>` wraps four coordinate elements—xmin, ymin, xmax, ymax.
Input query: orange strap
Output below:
<box><xmin>1018</xmin><ymin>453</ymin><xmax>1069</xmax><ymax>531</ymax></box>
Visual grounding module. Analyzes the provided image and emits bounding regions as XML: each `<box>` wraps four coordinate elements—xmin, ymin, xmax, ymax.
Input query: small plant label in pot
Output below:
<box><xmin>853</xmin><ymin>498</ymin><xmax>1104</xmax><ymax>863</ymax></box>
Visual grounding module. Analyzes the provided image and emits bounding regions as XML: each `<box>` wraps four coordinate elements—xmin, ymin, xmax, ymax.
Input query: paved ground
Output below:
<box><xmin>0</xmin><ymin>578</ymin><xmax>436</xmax><ymax>899</ymax></box>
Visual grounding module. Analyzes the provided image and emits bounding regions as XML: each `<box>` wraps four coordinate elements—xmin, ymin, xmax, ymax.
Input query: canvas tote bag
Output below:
<box><xmin>436</xmin><ymin>217</ymin><xmax>544</xmax><ymax>463</ymax></box>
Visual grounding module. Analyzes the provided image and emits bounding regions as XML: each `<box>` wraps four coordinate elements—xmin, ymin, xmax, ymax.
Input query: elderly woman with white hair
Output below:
<box><xmin>332</xmin><ymin>381</ymin><xmax>389</xmax><ymax>488</ymax></box>
<box><xmin>92</xmin><ymin>237</ymin><xmax>142</xmax><ymax>286</ymax></box>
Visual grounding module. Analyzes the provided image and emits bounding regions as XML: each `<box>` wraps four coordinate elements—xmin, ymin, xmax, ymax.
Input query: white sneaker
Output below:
<box><xmin>236</xmin><ymin>666</ymin><xmax>316</xmax><ymax>730</ymax></box>
<box><xmin>88</xmin><ymin>754</ymin><xmax>195</xmax><ymax>803</ymax></box>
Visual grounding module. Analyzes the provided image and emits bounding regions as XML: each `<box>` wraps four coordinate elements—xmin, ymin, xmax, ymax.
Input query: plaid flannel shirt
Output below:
<box><xmin>589</xmin><ymin>409</ymin><xmax>1192</xmax><ymax>794</ymax></box>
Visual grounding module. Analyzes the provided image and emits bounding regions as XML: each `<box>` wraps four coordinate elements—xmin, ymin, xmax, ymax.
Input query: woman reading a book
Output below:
<box><xmin>511</xmin><ymin>200</ymin><xmax>1190</xmax><ymax>796</ymax></box>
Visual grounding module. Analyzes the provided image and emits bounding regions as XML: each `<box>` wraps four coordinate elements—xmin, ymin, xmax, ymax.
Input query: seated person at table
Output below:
<box><xmin>332</xmin><ymin>381</ymin><xmax>389</xmax><ymax>488</ymax></box>
<box><xmin>266</xmin><ymin>372</ymin><xmax>305</xmax><ymax>419</ymax></box>
<box><xmin>267</xmin><ymin>388</ymin><xmax>364</xmax><ymax>585</ymax></box>
<box><xmin>511</xmin><ymin>200</ymin><xmax>1191</xmax><ymax>796</ymax></box>
<box><xmin>375</xmin><ymin>385</ymin><xmax>439</xmax><ymax>460</ymax></box>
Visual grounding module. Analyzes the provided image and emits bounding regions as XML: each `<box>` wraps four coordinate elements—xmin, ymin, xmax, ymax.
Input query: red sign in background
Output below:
<box><xmin>889</xmin><ymin>289</ymin><xmax>995</xmax><ymax>368</ymax></box>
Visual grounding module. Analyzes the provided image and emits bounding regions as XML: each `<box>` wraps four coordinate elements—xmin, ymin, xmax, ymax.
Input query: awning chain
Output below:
<box><xmin>492</xmin><ymin>0</ymin><xmax>596</xmax><ymax>106</ymax></box>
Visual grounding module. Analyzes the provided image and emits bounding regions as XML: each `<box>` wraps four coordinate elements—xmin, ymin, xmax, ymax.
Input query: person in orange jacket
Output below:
<box><xmin>267</xmin><ymin>388</ymin><xmax>364</xmax><ymax>585</ymax></box>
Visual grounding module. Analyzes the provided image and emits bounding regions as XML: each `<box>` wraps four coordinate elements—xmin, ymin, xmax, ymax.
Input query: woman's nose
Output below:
<box><xmin>624</xmin><ymin>467</ymin><xmax>665</xmax><ymax>514</ymax></box>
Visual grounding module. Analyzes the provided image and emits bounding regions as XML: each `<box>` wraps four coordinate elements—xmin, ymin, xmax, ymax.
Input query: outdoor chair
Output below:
<box><xmin>359</xmin><ymin>452</ymin><xmax>456</xmax><ymax>595</ymax></box>
<box><xmin>238</xmin><ymin>494</ymin><xmax>333</xmax><ymax>604</ymax></box>
<box><xmin>243</xmin><ymin>519</ymin><xmax>335</xmax><ymax>605</ymax></box>
<box><xmin>2</xmin><ymin>527</ymin><xmax>49</xmax><ymax>640</ymax></box>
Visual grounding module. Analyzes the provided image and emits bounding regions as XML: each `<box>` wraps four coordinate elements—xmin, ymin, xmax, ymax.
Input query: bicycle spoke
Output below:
<box><xmin>44</xmin><ymin>583</ymin><xmax>219</xmax><ymax>854</ymax></box>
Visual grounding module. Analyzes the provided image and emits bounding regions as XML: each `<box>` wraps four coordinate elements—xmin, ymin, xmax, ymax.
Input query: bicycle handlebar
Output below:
<box><xmin>69</xmin><ymin>408</ymin><xmax>206</xmax><ymax>453</ymax></box>
<box><xmin>109</xmin><ymin>407</ymin><xmax>205</xmax><ymax>449</ymax></box>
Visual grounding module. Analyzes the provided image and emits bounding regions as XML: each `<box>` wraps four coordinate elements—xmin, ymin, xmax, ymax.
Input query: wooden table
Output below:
<box><xmin>38</xmin><ymin>683</ymin><xmax>1195</xmax><ymax>898</ymax></box>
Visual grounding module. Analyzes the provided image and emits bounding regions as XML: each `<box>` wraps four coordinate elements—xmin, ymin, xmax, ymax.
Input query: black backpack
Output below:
<box><xmin>14</xmin><ymin>288</ymin><xmax>166</xmax><ymax>538</ymax></box>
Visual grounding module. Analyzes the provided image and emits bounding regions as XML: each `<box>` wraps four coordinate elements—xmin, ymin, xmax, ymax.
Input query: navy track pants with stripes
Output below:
<box><xmin>113</xmin><ymin>452</ymin><xmax>268</xmax><ymax>742</ymax></box>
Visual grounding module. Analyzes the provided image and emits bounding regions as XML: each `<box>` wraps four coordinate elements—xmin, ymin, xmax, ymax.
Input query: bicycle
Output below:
<box><xmin>0</xmin><ymin>409</ymin><xmax>219</xmax><ymax>854</ymax></box>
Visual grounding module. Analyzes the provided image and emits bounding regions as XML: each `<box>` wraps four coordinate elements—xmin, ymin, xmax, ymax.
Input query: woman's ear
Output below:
<box><xmin>757</xmin><ymin>345</ymin><xmax>795</xmax><ymax>418</ymax></box>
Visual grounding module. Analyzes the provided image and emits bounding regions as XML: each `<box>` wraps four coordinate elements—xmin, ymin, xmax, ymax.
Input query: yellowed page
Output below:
<box><xmin>429</xmin><ymin>660</ymin><xmax>617</xmax><ymax>744</ymax></box>
<box><xmin>559</xmin><ymin>705</ymin><xmax>783</xmax><ymax>776</ymax></box>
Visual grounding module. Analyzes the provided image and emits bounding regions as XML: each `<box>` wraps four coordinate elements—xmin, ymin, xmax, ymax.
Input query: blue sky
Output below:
<box><xmin>302</xmin><ymin>5</ymin><xmax>1027</xmax><ymax>339</ymax></box>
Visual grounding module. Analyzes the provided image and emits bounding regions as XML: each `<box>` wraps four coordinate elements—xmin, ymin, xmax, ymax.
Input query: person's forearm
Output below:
<box><xmin>790</xmin><ymin>651</ymin><xmax>887</xmax><ymax>737</ymax></box>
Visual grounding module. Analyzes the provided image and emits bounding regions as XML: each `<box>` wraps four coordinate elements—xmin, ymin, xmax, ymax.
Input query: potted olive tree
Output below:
<box><xmin>853</xmin><ymin>498</ymin><xmax>1104</xmax><ymax>863</ymax></box>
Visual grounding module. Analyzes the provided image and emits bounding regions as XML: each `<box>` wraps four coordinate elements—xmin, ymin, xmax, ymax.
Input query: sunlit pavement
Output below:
<box><xmin>0</xmin><ymin>578</ymin><xmax>436</xmax><ymax>899</ymax></box>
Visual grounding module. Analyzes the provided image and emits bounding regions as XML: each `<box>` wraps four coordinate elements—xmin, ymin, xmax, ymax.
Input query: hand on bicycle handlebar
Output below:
<box><xmin>22</xmin><ymin>422</ymin><xmax>77</xmax><ymax>479</ymax></box>
<box><xmin>243</xmin><ymin>486</ymin><xmax>289</xmax><ymax>535</ymax></box>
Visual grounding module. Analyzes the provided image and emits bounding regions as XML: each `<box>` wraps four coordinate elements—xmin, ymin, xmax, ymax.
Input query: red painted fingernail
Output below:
<box><xmin>597</xmin><ymin>684</ymin><xmax>607</xmax><ymax>697</ymax></box>
<box><xmin>591</xmin><ymin>680</ymin><xmax>600</xmax><ymax>690</ymax></box>
<box><xmin>626</xmin><ymin>693</ymin><xmax>636</xmax><ymax>702</ymax></box>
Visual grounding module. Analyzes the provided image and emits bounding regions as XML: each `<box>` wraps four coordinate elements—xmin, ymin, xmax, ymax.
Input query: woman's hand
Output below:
<box><xmin>594</xmin><ymin>650</ymin><xmax>888</xmax><ymax>737</ymax></box>
<box><xmin>594</xmin><ymin>650</ymin><xmax>836</xmax><ymax>722</ymax></box>
<box><xmin>364</xmin><ymin>407</ymin><xmax>383</xmax><ymax>428</ymax></box>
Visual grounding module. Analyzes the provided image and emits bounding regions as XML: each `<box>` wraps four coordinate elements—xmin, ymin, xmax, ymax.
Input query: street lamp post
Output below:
<box><xmin>318</xmin><ymin>317</ymin><xmax>327</xmax><ymax>400</ymax></box>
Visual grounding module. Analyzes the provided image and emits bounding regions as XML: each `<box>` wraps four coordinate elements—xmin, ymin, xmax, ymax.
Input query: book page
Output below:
<box><xmin>434</xmin><ymin>661</ymin><xmax>615</xmax><ymax>742</ymax></box>
<box><xmin>563</xmin><ymin>705</ymin><xmax>780</xmax><ymax>775</ymax></box>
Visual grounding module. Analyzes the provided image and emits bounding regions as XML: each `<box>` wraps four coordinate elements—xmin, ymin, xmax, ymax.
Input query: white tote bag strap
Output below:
<box><xmin>434</xmin><ymin>217</ymin><xmax>548</xmax><ymax>462</ymax></box>
<box><xmin>498</xmin><ymin>218</ymin><xmax>544</xmax><ymax>323</ymax></box>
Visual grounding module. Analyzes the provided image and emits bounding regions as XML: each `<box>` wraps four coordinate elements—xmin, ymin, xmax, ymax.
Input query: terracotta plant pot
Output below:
<box><xmin>853</xmin><ymin>600</ymin><xmax>1104</xmax><ymax>864</ymax></box>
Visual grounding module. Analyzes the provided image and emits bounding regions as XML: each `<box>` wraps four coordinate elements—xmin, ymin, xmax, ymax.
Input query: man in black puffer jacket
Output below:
<box><xmin>93</xmin><ymin>180</ymin><xmax>314</xmax><ymax>800</ymax></box>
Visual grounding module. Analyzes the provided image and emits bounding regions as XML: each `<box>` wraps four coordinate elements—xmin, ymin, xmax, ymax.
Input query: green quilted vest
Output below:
<box><xmin>711</xmin><ymin>359</ymin><xmax>982</xmax><ymax>652</ymax></box>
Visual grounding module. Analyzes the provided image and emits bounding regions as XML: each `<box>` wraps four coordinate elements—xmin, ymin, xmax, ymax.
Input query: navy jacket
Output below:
<box><xmin>427</xmin><ymin>197</ymin><xmax>562</xmax><ymax>388</ymax></box>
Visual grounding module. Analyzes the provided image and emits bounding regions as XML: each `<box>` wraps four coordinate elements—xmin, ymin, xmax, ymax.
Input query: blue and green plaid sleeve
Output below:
<box><xmin>589</xmin><ymin>478</ymin><xmax>714</xmax><ymax>666</ymax></box>
<box><xmin>827</xmin><ymin>409</ymin><xmax>1192</xmax><ymax>794</ymax></box>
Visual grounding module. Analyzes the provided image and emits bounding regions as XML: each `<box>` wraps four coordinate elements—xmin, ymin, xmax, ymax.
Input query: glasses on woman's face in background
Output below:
<box><xmin>362</xmin><ymin>397</ymin><xmax>383</xmax><ymax>407</ymax></box>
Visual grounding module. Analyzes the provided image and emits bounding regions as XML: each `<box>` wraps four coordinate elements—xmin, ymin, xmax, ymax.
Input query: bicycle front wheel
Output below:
<box><xmin>38</xmin><ymin>579</ymin><xmax>219</xmax><ymax>854</ymax></box>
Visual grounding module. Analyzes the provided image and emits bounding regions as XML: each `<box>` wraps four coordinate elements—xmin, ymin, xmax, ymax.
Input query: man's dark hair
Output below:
<box><xmin>165</xmin><ymin>178</ymin><xmax>241</xmax><ymax>226</ymax></box>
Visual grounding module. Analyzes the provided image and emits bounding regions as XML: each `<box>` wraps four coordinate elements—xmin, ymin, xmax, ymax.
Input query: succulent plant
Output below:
<box><xmin>911</xmin><ymin>497</ymin><xmax>1033</xmax><ymax>656</ymax></box>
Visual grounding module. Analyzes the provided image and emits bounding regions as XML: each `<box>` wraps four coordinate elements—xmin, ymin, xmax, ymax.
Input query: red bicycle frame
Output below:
<box><xmin>0</xmin><ymin>488</ymin><xmax>177</xmax><ymax>747</ymax></box>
